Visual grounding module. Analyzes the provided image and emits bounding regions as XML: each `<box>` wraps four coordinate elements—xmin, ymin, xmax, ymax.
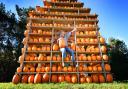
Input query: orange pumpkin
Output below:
<box><xmin>97</xmin><ymin>55</ymin><xmax>102</xmax><ymax>61</ymax></box>
<box><xmin>12</xmin><ymin>74</ymin><xmax>20</xmax><ymax>84</ymax></box>
<box><xmin>47</xmin><ymin>56</ymin><xmax>51</xmax><ymax>61</ymax></box>
<box><xmin>52</xmin><ymin>66</ymin><xmax>57</xmax><ymax>72</ymax></box>
<box><xmin>36</xmin><ymin>67</ymin><xmax>41</xmax><ymax>72</ymax></box>
<box><xmin>71</xmin><ymin>75</ymin><xmax>77</xmax><ymax>83</ymax></box>
<box><xmin>28</xmin><ymin>75</ymin><xmax>34</xmax><ymax>83</ymax></box>
<box><xmin>106</xmin><ymin>74</ymin><xmax>113</xmax><ymax>82</ymax></box>
<box><xmin>24</xmin><ymin>30</ymin><xmax>29</xmax><ymax>36</ymax></box>
<box><xmin>46</xmin><ymin>46</ymin><xmax>50</xmax><ymax>51</ymax></box>
<box><xmin>91</xmin><ymin>74</ymin><xmax>99</xmax><ymax>83</ymax></box>
<box><xmin>98</xmin><ymin>74</ymin><xmax>105</xmax><ymax>83</ymax></box>
<box><xmin>88</xmin><ymin>66</ymin><xmax>92</xmax><ymax>72</ymax></box>
<box><xmin>34</xmin><ymin>73</ymin><xmax>42</xmax><ymax>83</ymax></box>
<box><xmin>52</xmin><ymin>55</ymin><xmax>56</xmax><ymax>61</ymax></box>
<box><xmin>83</xmin><ymin>55</ymin><xmax>87</xmax><ymax>61</ymax></box>
<box><xmin>39</xmin><ymin>38</ymin><xmax>43</xmax><ymax>43</ymax></box>
<box><xmin>103</xmin><ymin>55</ymin><xmax>108</xmax><ymax>61</ymax></box>
<box><xmin>86</xmin><ymin>76</ymin><xmax>92</xmax><ymax>83</ymax></box>
<box><xmin>65</xmin><ymin>56</ymin><xmax>70</xmax><ymax>61</ymax></box>
<box><xmin>32</xmin><ymin>46</ymin><xmax>37</xmax><ymax>51</ymax></box>
<box><xmin>23</xmin><ymin>66</ymin><xmax>29</xmax><ymax>72</ymax></box>
<box><xmin>100</xmin><ymin>37</ymin><xmax>105</xmax><ymax>43</ymax></box>
<box><xmin>21</xmin><ymin>75</ymin><xmax>28</xmax><ymax>83</ymax></box>
<box><xmin>97</xmin><ymin>66</ymin><xmax>102</xmax><ymax>72</ymax></box>
<box><xmin>51</xmin><ymin>75</ymin><xmax>58</xmax><ymax>83</ymax></box>
<box><xmin>27</xmin><ymin>47</ymin><xmax>32</xmax><ymax>51</ymax></box>
<box><xmin>58</xmin><ymin>65</ymin><xmax>62</xmax><ymax>72</ymax></box>
<box><xmin>105</xmin><ymin>64</ymin><xmax>111</xmax><ymax>72</ymax></box>
<box><xmin>92</xmin><ymin>66</ymin><xmax>97</xmax><ymax>72</ymax></box>
<box><xmin>42</xmin><ymin>73</ymin><xmax>49</xmax><ymax>82</ymax></box>
<box><xmin>87</xmin><ymin>56</ymin><xmax>92</xmax><ymax>61</ymax></box>
<box><xmin>38</xmin><ymin>29</ymin><xmax>42</xmax><ymax>34</ymax></box>
<box><xmin>58</xmin><ymin>38</ymin><xmax>66</xmax><ymax>48</ymax></box>
<box><xmin>53</xmin><ymin>44</ymin><xmax>59</xmax><ymax>51</ymax></box>
<box><xmin>58</xmin><ymin>75</ymin><xmax>65</xmax><ymax>82</ymax></box>
<box><xmin>57</xmin><ymin>55</ymin><xmax>61</xmax><ymax>61</ymax></box>
<box><xmin>41</xmin><ymin>66</ymin><xmax>45</xmax><ymax>72</ymax></box>
<box><xmin>17</xmin><ymin>67</ymin><xmax>22</xmax><ymax>73</ymax></box>
<box><xmin>65</xmin><ymin>74</ymin><xmax>71</xmax><ymax>83</ymax></box>
<box><xmin>45</xmin><ymin>66</ymin><xmax>50</xmax><ymax>72</ymax></box>
<box><xmin>68</xmin><ymin>66</ymin><xmax>72</xmax><ymax>72</ymax></box>
<box><xmin>83</xmin><ymin>66</ymin><xmax>88</xmax><ymax>72</ymax></box>
<box><xmin>79</xmin><ymin>66</ymin><xmax>83</xmax><ymax>72</ymax></box>
<box><xmin>63</xmin><ymin>67</ymin><xmax>68</xmax><ymax>72</ymax></box>
<box><xmin>101</xmin><ymin>46</ymin><xmax>107</xmax><ymax>53</ymax></box>
<box><xmin>30</xmin><ymin>67</ymin><xmax>35</xmax><ymax>72</ymax></box>
<box><xmin>91</xmin><ymin>54</ymin><xmax>97</xmax><ymax>61</ymax></box>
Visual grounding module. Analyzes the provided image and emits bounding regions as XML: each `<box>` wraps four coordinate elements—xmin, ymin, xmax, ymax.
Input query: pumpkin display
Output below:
<box><xmin>34</xmin><ymin>73</ymin><xmax>42</xmax><ymax>83</ymax></box>
<box><xmin>28</xmin><ymin>75</ymin><xmax>34</xmax><ymax>83</ymax></box>
<box><xmin>13</xmin><ymin>0</ymin><xmax>113</xmax><ymax>84</ymax></box>
<box><xmin>12</xmin><ymin>74</ymin><xmax>20</xmax><ymax>84</ymax></box>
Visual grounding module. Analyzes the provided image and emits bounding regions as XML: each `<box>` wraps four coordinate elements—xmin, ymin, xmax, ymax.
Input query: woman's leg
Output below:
<box><xmin>65</xmin><ymin>47</ymin><xmax>75</xmax><ymax>63</ymax></box>
<box><xmin>60</xmin><ymin>48</ymin><xmax>66</xmax><ymax>66</ymax></box>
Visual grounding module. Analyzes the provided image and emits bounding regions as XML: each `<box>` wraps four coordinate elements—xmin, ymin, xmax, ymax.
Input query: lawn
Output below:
<box><xmin>0</xmin><ymin>82</ymin><xmax>128</xmax><ymax>89</ymax></box>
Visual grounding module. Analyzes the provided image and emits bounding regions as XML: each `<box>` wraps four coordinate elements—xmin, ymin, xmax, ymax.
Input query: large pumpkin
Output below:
<box><xmin>17</xmin><ymin>67</ymin><xmax>22</xmax><ymax>73</ymax></box>
<box><xmin>42</xmin><ymin>73</ymin><xmax>49</xmax><ymax>82</ymax></box>
<box><xmin>103</xmin><ymin>55</ymin><xmax>108</xmax><ymax>61</ymax></box>
<box><xmin>98</xmin><ymin>74</ymin><xmax>105</xmax><ymax>83</ymax></box>
<box><xmin>58</xmin><ymin>38</ymin><xmax>66</xmax><ymax>48</ymax></box>
<box><xmin>80</xmin><ymin>76</ymin><xmax>85</xmax><ymax>83</ymax></box>
<box><xmin>53</xmin><ymin>44</ymin><xmax>59</xmax><ymax>51</ymax></box>
<box><xmin>71</xmin><ymin>75</ymin><xmax>77</xmax><ymax>83</ymax></box>
<box><xmin>100</xmin><ymin>37</ymin><xmax>105</xmax><ymax>43</ymax></box>
<box><xmin>57</xmin><ymin>55</ymin><xmax>61</xmax><ymax>61</ymax></box>
<box><xmin>45</xmin><ymin>66</ymin><xmax>50</xmax><ymax>72</ymax></box>
<box><xmin>65</xmin><ymin>75</ymin><xmax>71</xmax><ymax>83</ymax></box>
<box><xmin>30</xmin><ymin>67</ymin><xmax>35</xmax><ymax>72</ymax></box>
<box><xmin>91</xmin><ymin>54</ymin><xmax>97</xmax><ymax>61</ymax></box>
<box><xmin>52</xmin><ymin>65</ymin><xmax>57</xmax><ymax>72</ymax></box>
<box><xmin>91</xmin><ymin>74</ymin><xmax>99</xmax><ymax>83</ymax></box>
<box><xmin>68</xmin><ymin>66</ymin><xmax>72</xmax><ymax>72</ymax></box>
<box><xmin>101</xmin><ymin>46</ymin><xmax>107</xmax><ymax>53</ymax></box>
<box><xmin>97</xmin><ymin>66</ymin><xmax>102</xmax><ymax>72</ymax></box>
<box><xmin>51</xmin><ymin>75</ymin><xmax>58</xmax><ymax>83</ymax></box>
<box><xmin>97</xmin><ymin>55</ymin><xmax>102</xmax><ymax>61</ymax></box>
<box><xmin>21</xmin><ymin>75</ymin><xmax>28</xmax><ymax>83</ymax></box>
<box><xmin>34</xmin><ymin>73</ymin><xmax>42</xmax><ymax>83</ymax></box>
<box><xmin>86</xmin><ymin>76</ymin><xmax>92</xmax><ymax>83</ymax></box>
<box><xmin>105</xmin><ymin>64</ymin><xmax>111</xmax><ymax>72</ymax></box>
<box><xmin>58</xmin><ymin>65</ymin><xmax>62</xmax><ymax>72</ymax></box>
<box><xmin>92</xmin><ymin>66</ymin><xmax>97</xmax><ymax>72</ymax></box>
<box><xmin>12</xmin><ymin>74</ymin><xmax>20</xmax><ymax>84</ymax></box>
<box><xmin>28</xmin><ymin>75</ymin><xmax>34</xmax><ymax>83</ymax></box>
<box><xmin>106</xmin><ymin>74</ymin><xmax>113</xmax><ymax>83</ymax></box>
<box><xmin>63</xmin><ymin>67</ymin><xmax>68</xmax><ymax>72</ymax></box>
<box><xmin>58</xmin><ymin>75</ymin><xmax>65</xmax><ymax>82</ymax></box>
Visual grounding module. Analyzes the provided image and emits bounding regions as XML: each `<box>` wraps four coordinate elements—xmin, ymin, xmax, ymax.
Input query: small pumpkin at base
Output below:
<box><xmin>12</xmin><ymin>74</ymin><xmax>20</xmax><ymax>84</ymax></box>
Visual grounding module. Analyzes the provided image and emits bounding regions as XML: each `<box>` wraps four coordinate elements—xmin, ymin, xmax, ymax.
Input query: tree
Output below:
<box><xmin>108</xmin><ymin>37</ymin><xmax>128</xmax><ymax>81</ymax></box>
<box><xmin>0</xmin><ymin>3</ymin><xmax>34</xmax><ymax>82</ymax></box>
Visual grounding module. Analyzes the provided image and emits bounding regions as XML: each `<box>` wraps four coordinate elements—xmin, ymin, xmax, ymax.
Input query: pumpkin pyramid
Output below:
<box><xmin>12</xmin><ymin>0</ymin><xmax>113</xmax><ymax>84</ymax></box>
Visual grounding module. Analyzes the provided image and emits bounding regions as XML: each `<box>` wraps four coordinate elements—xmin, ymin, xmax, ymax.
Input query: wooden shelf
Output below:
<box><xmin>18</xmin><ymin>60</ymin><xmax>108</xmax><ymax>63</ymax></box>
<box><xmin>16</xmin><ymin>71</ymin><xmax>110</xmax><ymax>74</ymax></box>
<box><xmin>28</xmin><ymin>18</ymin><xmax>98</xmax><ymax>23</ymax></box>
<box><xmin>29</xmin><ymin>11</ymin><xmax>98</xmax><ymax>18</ymax></box>
<box><xmin>28</xmin><ymin>42</ymin><xmax>51</xmax><ymax>45</ymax></box>
<box><xmin>39</xmin><ymin>7</ymin><xmax>91</xmax><ymax>13</ymax></box>
<box><xmin>29</xmin><ymin>33</ymin><xmax>52</xmax><ymax>37</ymax></box>
<box><xmin>27</xmin><ymin>26</ymin><xmax>99</xmax><ymax>31</ymax></box>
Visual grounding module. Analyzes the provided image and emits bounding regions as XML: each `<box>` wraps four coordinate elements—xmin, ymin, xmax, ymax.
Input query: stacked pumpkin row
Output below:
<box><xmin>12</xmin><ymin>73</ymin><xmax>113</xmax><ymax>84</ymax></box>
<box><xmin>16</xmin><ymin>63</ymin><xmax>111</xmax><ymax>73</ymax></box>
<box><xmin>29</xmin><ymin>10</ymin><xmax>92</xmax><ymax>16</ymax></box>
<box><xmin>30</xmin><ymin>23</ymin><xmax>96</xmax><ymax>28</ymax></box>
<box><xmin>30</xmin><ymin>15</ymin><xmax>96</xmax><ymax>20</ymax></box>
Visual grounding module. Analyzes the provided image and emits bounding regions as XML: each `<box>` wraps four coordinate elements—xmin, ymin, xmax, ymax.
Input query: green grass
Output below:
<box><xmin>0</xmin><ymin>82</ymin><xmax>128</xmax><ymax>89</ymax></box>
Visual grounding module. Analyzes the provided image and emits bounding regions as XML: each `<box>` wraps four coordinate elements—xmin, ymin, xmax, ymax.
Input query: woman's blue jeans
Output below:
<box><xmin>60</xmin><ymin>47</ymin><xmax>75</xmax><ymax>62</ymax></box>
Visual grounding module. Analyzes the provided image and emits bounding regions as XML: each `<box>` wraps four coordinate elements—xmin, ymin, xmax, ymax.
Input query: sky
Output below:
<box><xmin>0</xmin><ymin>0</ymin><xmax>128</xmax><ymax>46</ymax></box>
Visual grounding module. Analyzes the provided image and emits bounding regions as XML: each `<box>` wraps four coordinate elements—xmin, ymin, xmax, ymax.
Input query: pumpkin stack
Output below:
<box><xmin>12</xmin><ymin>0</ymin><xmax>113</xmax><ymax>84</ymax></box>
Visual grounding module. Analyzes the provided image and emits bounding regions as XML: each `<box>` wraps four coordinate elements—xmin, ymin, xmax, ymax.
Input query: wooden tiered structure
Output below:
<box><xmin>12</xmin><ymin>0</ymin><xmax>113</xmax><ymax>84</ymax></box>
